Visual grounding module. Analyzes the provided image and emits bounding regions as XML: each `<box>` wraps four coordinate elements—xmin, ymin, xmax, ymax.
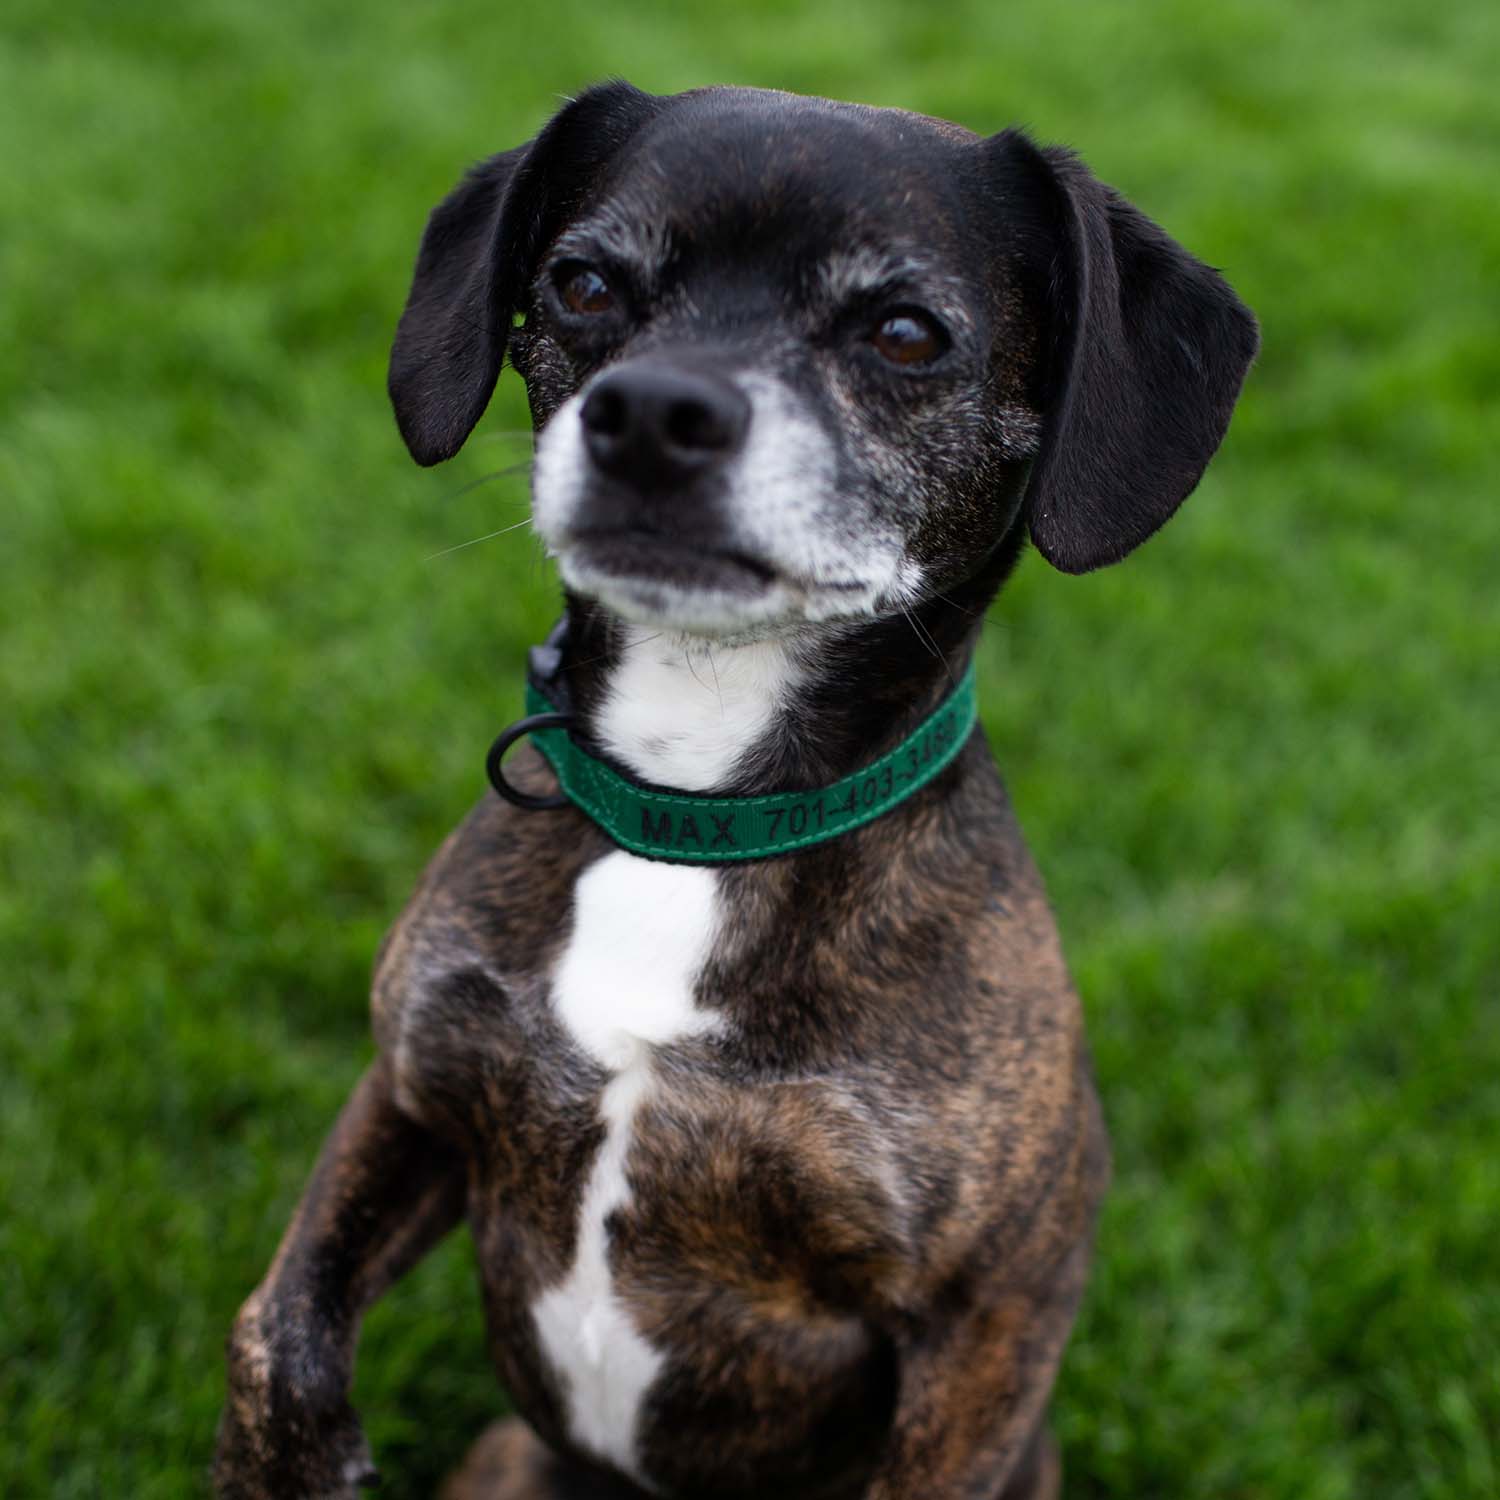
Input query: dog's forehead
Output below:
<box><xmin>574</xmin><ymin>88</ymin><xmax>982</xmax><ymax>277</ymax></box>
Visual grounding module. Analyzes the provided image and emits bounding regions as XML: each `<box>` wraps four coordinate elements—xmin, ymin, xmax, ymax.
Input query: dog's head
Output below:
<box><xmin>390</xmin><ymin>83</ymin><xmax>1257</xmax><ymax>637</ymax></box>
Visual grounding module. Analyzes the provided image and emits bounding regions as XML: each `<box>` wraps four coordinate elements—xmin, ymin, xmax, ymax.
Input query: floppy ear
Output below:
<box><xmin>999</xmin><ymin>133</ymin><xmax>1260</xmax><ymax>573</ymax></box>
<box><xmin>388</xmin><ymin>81</ymin><xmax>663</xmax><ymax>466</ymax></box>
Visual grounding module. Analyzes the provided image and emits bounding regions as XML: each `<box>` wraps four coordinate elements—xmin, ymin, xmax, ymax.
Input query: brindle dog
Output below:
<box><xmin>214</xmin><ymin>83</ymin><xmax>1257</xmax><ymax>1500</ymax></box>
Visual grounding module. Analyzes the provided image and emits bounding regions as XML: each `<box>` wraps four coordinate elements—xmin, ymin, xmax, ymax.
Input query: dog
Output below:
<box><xmin>214</xmin><ymin>82</ymin><xmax>1257</xmax><ymax>1500</ymax></box>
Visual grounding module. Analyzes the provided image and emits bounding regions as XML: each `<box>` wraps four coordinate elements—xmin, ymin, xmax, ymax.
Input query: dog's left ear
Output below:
<box><xmin>389</xmin><ymin>81</ymin><xmax>663</xmax><ymax>466</ymax></box>
<box><xmin>993</xmin><ymin>132</ymin><xmax>1260</xmax><ymax>573</ymax></box>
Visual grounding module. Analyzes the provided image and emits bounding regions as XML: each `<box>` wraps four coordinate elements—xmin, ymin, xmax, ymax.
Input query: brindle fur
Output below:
<box><xmin>217</xmin><ymin>725</ymin><xmax>1104</xmax><ymax>1500</ymax></box>
<box><xmin>215</xmin><ymin>80</ymin><xmax>1255</xmax><ymax>1500</ymax></box>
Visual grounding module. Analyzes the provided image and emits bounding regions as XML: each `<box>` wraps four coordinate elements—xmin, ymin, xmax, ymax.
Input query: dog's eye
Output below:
<box><xmin>557</xmin><ymin>264</ymin><xmax>616</xmax><ymax>317</ymax></box>
<box><xmin>871</xmin><ymin>311</ymin><xmax>946</xmax><ymax>366</ymax></box>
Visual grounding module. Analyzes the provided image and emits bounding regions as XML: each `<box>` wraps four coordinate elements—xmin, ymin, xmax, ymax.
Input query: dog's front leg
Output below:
<box><xmin>213</xmin><ymin>1056</ymin><xmax>465</xmax><ymax>1499</ymax></box>
<box><xmin>864</xmin><ymin>1243</ymin><xmax>1089</xmax><ymax>1500</ymax></box>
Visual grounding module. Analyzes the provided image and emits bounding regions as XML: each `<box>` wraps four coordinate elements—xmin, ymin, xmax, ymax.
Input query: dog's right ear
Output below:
<box><xmin>388</xmin><ymin>81</ymin><xmax>663</xmax><ymax>466</ymax></box>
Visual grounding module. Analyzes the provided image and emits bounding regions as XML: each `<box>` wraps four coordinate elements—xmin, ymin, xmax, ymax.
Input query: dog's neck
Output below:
<box><xmin>584</xmin><ymin>624</ymin><xmax>806</xmax><ymax>793</ymax></box>
<box><xmin>554</xmin><ymin>531</ymin><xmax>1026</xmax><ymax>798</ymax></box>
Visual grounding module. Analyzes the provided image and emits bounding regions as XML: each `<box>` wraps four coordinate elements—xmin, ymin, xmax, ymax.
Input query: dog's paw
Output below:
<box><xmin>213</xmin><ymin>1399</ymin><xmax>378</xmax><ymax>1500</ymax></box>
<box><xmin>213</xmin><ymin>1300</ymin><xmax>378</xmax><ymax>1499</ymax></box>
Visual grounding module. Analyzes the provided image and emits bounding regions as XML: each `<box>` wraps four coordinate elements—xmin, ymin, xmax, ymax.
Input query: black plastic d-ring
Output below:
<box><xmin>485</xmin><ymin>712</ymin><xmax>574</xmax><ymax>810</ymax></box>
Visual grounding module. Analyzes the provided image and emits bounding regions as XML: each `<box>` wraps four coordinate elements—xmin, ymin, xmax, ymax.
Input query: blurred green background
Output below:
<box><xmin>3</xmin><ymin>1</ymin><xmax>1498</xmax><ymax>1495</ymax></box>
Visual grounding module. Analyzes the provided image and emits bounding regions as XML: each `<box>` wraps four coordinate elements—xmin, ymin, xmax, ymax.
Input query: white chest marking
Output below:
<box><xmin>531</xmin><ymin>852</ymin><xmax>721</xmax><ymax>1484</ymax></box>
<box><xmin>596</xmin><ymin>627</ymin><xmax>798</xmax><ymax>792</ymax></box>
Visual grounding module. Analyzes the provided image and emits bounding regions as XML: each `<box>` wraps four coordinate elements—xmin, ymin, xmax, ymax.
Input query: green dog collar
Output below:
<box><xmin>488</xmin><ymin>656</ymin><xmax>979</xmax><ymax>864</ymax></box>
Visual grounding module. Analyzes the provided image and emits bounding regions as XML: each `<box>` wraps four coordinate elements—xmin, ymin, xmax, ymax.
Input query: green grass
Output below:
<box><xmin>4</xmin><ymin>1</ymin><xmax>1498</xmax><ymax>1495</ymax></box>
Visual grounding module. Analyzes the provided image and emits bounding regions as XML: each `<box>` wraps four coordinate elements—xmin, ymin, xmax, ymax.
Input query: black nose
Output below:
<box><xmin>579</xmin><ymin>362</ymin><xmax>750</xmax><ymax>490</ymax></box>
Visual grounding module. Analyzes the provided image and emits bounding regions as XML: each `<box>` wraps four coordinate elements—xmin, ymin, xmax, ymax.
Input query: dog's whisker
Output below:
<box><xmin>448</xmin><ymin>310</ymin><xmax>507</xmax><ymax>340</ymax></box>
<box><xmin>897</xmin><ymin>600</ymin><xmax>935</xmax><ymax>659</ymax></box>
<box><xmin>569</xmin><ymin>630</ymin><xmax>666</xmax><ymax>672</ymax></box>
<box><xmin>908</xmin><ymin>582</ymin><xmax>1010</xmax><ymax>637</ymax></box>
<box><xmin>707</xmin><ymin>647</ymin><xmax>723</xmax><ymax>715</ymax></box>
<box><xmin>438</xmin><ymin>463</ymin><xmax>535</xmax><ymax>504</ymax></box>
<box><xmin>684</xmin><ymin>647</ymin><xmax>711</xmax><ymax>696</ymax></box>
<box><xmin>924</xmin><ymin>588</ymin><xmax>980</xmax><ymax>619</ymax></box>
<box><xmin>899</xmin><ymin>600</ymin><xmax>955</xmax><ymax>684</ymax></box>
<box><xmin>424</xmin><ymin>517</ymin><xmax>533</xmax><ymax>560</ymax></box>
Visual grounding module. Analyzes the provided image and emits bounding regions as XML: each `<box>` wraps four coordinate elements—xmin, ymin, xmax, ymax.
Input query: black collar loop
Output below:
<box><xmin>485</xmin><ymin>711</ymin><xmax>574</xmax><ymax>810</ymax></box>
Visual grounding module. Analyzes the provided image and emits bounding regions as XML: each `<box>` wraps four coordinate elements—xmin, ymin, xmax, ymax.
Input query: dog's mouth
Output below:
<box><xmin>568</xmin><ymin>528</ymin><xmax>777</xmax><ymax>596</ymax></box>
<box><xmin>545</xmin><ymin>509</ymin><xmax>908</xmax><ymax>637</ymax></box>
<box><xmin>555</xmin><ymin>527</ymin><xmax>793</xmax><ymax>635</ymax></box>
